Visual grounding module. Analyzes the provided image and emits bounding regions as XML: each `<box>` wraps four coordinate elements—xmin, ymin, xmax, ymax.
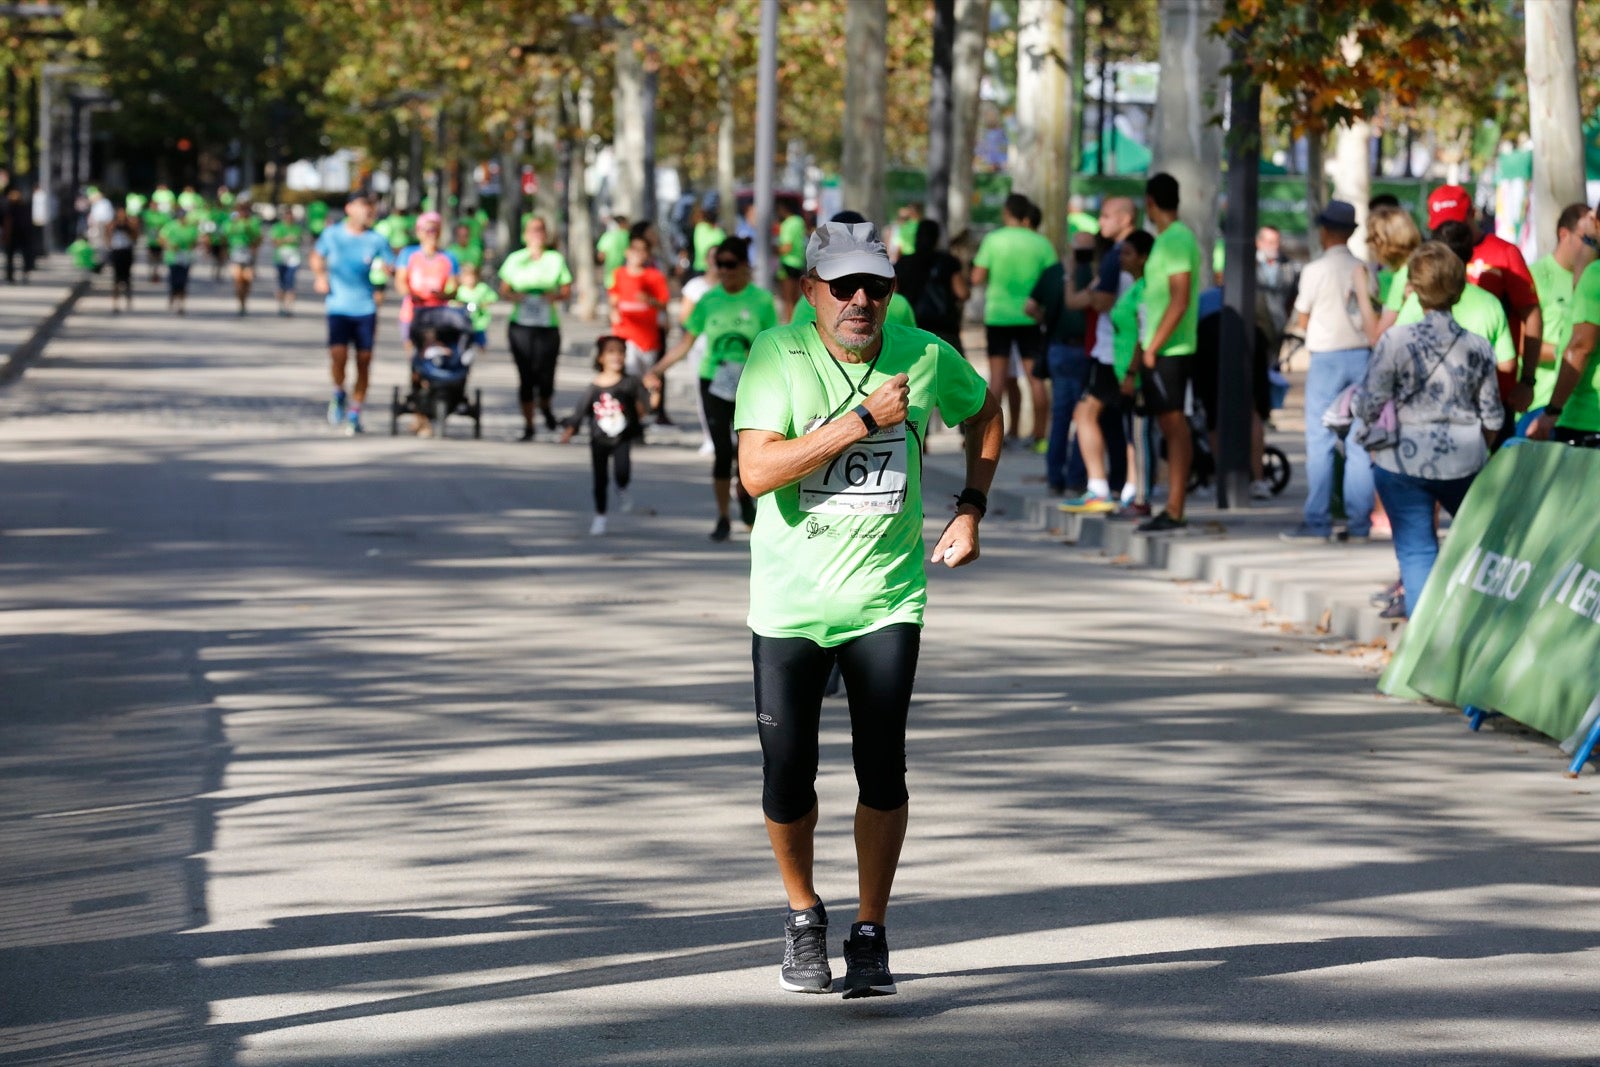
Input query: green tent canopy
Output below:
<box><xmin>1079</xmin><ymin>129</ymin><xmax>1152</xmax><ymax>175</ymax></box>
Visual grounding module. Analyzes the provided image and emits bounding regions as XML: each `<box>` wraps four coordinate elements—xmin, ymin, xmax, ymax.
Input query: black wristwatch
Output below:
<box><xmin>1544</xmin><ymin>404</ymin><xmax>1563</xmax><ymax>419</ymax></box>
<box><xmin>853</xmin><ymin>404</ymin><xmax>879</xmax><ymax>436</ymax></box>
<box><xmin>955</xmin><ymin>488</ymin><xmax>988</xmax><ymax>518</ymax></box>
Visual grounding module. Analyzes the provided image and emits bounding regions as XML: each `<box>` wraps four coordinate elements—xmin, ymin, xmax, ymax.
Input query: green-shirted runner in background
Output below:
<box><xmin>1136</xmin><ymin>172</ymin><xmax>1202</xmax><ymax>533</ymax></box>
<box><xmin>972</xmin><ymin>193</ymin><xmax>1058</xmax><ymax>450</ymax></box>
<box><xmin>270</xmin><ymin>207</ymin><xmax>307</xmax><ymax>317</ymax></box>
<box><xmin>445</xmin><ymin>221</ymin><xmax>484</xmax><ymax>271</ymax></box>
<box><xmin>497</xmin><ymin>216</ymin><xmax>574</xmax><ymax>439</ymax></box>
<box><xmin>158</xmin><ymin>211</ymin><xmax>201</xmax><ymax>315</ymax></box>
<box><xmin>223</xmin><ymin>202</ymin><xmax>263</xmax><ymax>316</ymax></box>
<box><xmin>649</xmin><ymin>235</ymin><xmax>777</xmax><ymax>541</ymax></box>
<box><xmin>733</xmin><ymin>219</ymin><xmax>1002</xmax><ymax>999</ymax></box>
<box><xmin>306</xmin><ymin>199</ymin><xmax>330</xmax><ymax>238</ymax></box>
<box><xmin>595</xmin><ymin>214</ymin><xmax>630</xmax><ymax>290</ymax></box>
<box><xmin>691</xmin><ymin>201</ymin><xmax>726</xmax><ymax>278</ymax></box>
<box><xmin>775</xmin><ymin>198</ymin><xmax>809</xmax><ymax>322</ymax></box>
<box><xmin>889</xmin><ymin>201</ymin><xmax>921</xmax><ymax>263</ymax></box>
<box><xmin>140</xmin><ymin>201</ymin><xmax>170</xmax><ymax>283</ymax></box>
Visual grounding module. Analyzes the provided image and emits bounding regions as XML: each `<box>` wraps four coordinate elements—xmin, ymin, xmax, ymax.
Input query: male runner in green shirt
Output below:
<box><xmin>1137</xmin><ymin>172</ymin><xmax>1201</xmax><ymax>532</ymax></box>
<box><xmin>734</xmin><ymin>220</ymin><xmax>1002</xmax><ymax>999</ymax></box>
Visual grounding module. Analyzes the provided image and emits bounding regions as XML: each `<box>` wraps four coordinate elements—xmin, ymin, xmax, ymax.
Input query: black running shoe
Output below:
<box><xmin>543</xmin><ymin>410</ymin><xmax>559</xmax><ymax>431</ymax></box>
<box><xmin>1136</xmin><ymin>510</ymin><xmax>1188</xmax><ymax>534</ymax></box>
<box><xmin>779</xmin><ymin>902</ymin><xmax>832</xmax><ymax>994</ymax></box>
<box><xmin>710</xmin><ymin>517</ymin><xmax>732</xmax><ymax>542</ymax></box>
<box><xmin>842</xmin><ymin>921</ymin><xmax>896</xmax><ymax>998</ymax></box>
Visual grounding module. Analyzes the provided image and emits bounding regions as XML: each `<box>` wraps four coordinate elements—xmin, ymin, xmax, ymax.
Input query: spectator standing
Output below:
<box><xmin>1136</xmin><ymin>173</ymin><xmax>1202</xmax><ymax>533</ymax></box>
<box><xmin>1426</xmin><ymin>184</ymin><xmax>1543</xmax><ymax>416</ymax></box>
<box><xmin>972</xmin><ymin>194</ymin><xmax>1057</xmax><ymax>448</ymax></box>
<box><xmin>893</xmin><ymin>217</ymin><xmax>969</xmax><ymax>352</ymax></box>
<box><xmin>1255</xmin><ymin>225</ymin><xmax>1299</xmax><ymax>346</ymax></box>
<box><xmin>1354</xmin><ymin>243</ymin><xmax>1503</xmax><ymax>616</ymax></box>
<box><xmin>3</xmin><ymin>187</ymin><xmax>36</xmax><ymax>283</ymax></box>
<box><xmin>596</xmin><ymin>214</ymin><xmax>630</xmax><ymax>289</ymax></box>
<box><xmin>1391</xmin><ymin>223</ymin><xmax>1517</xmax><ymax>384</ymax></box>
<box><xmin>1531</xmin><ymin>200</ymin><xmax>1600</xmax><ymax>448</ymax></box>
<box><xmin>1026</xmin><ymin>231</ymin><xmax>1095</xmax><ymax>496</ymax></box>
<box><xmin>890</xmin><ymin>201</ymin><xmax>922</xmax><ymax>263</ymax></box>
<box><xmin>1281</xmin><ymin>200</ymin><xmax>1376</xmax><ymax>543</ymax></box>
<box><xmin>1526</xmin><ymin>204</ymin><xmax>1598</xmax><ymax>412</ymax></box>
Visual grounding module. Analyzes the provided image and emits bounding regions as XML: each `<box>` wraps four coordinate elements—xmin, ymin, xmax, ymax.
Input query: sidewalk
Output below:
<box><xmin>0</xmin><ymin>258</ymin><xmax>91</xmax><ymax>384</ymax></box>
<box><xmin>923</xmin><ymin>357</ymin><xmax>1406</xmax><ymax>646</ymax></box>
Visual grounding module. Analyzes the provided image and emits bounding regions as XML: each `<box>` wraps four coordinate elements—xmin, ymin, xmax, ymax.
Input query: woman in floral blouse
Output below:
<box><xmin>1354</xmin><ymin>242</ymin><xmax>1504</xmax><ymax>618</ymax></box>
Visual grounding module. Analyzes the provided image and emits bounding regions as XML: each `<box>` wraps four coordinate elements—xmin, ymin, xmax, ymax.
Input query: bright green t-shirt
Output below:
<box><xmin>1376</xmin><ymin>266</ymin><xmax>1398</xmax><ymax>307</ymax></box>
<box><xmin>693</xmin><ymin>221</ymin><xmax>726</xmax><ymax>272</ymax></box>
<box><xmin>1383</xmin><ymin>264</ymin><xmax>1410</xmax><ymax>312</ymax></box>
<box><xmin>224</xmin><ymin>216</ymin><xmax>261</xmax><ymax>252</ymax></box>
<box><xmin>596</xmin><ymin>227</ymin><xmax>630</xmax><ymax>282</ymax></box>
<box><xmin>1561</xmin><ymin>259</ymin><xmax>1600</xmax><ymax>432</ymax></box>
<box><xmin>68</xmin><ymin>238</ymin><xmax>97</xmax><ymax>271</ymax></box>
<box><xmin>445</xmin><ymin>241</ymin><xmax>484</xmax><ymax>269</ymax></box>
<box><xmin>686</xmin><ymin>283</ymin><xmax>778</xmax><ymax>380</ymax></box>
<box><xmin>778</xmin><ymin>215</ymin><xmax>807</xmax><ymax>270</ymax></box>
<box><xmin>178</xmin><ymin>190</ymin><xmax>204</xmax><ymax>213</ymax></box>
<box><xmin>733</xmin><ymin>322</ymin><xmax>988</xmax><ymax>646</ymax></box>
<box><xmin>973</xmin><ymin>225</ymin><xmax>1059</xmax><ymax>326</ymax></box>
<box><xmin>1111</xmin><ymin>277</ymin><xmax>1146</xmax><ymax>382</ymax></box>
<box><xmin>126</xmin><ymin>192</ymin><xmax>148</xmax><ymax>217</ymax></box>
<box><xmin>1394</xmin><ymin>281</ymin><xmax>1516</xmax><ymax>367</ymax></box>
<box><xmin>1530</xmin><ymin>254</ymin><xmax>1576</xmax><ymax>409</ymax></box>
<box><xmin>270</xmin><ymin>221</ymin><xmax>304</xmax><ymax>264</ymax></box>
<box><xmin>1142</xmin><ymin>220</ymin><xmax>1202</xmax><ymax>356</ymax></box>
<box><xmin>140</xmin><ymin>208</ymin><xmax>170</xmax><ymax>242</ymax></box>
<box><xmin>791</xmin><ymin>292</ymin><xmax>915</xmax><ymax>329</ymax></box>
<box><xmin>307</xmin><ymin>201</ymin><xmax>330</xmax><ymax>235</ymax></box>
<box><xmin>896</xmin><ymin>219</ymin><xmax>920</xmax><ymax>256</ymax></box>
<box><xmin>158</xmin><ymin>219</ymin><xmax>200</xmax><ymax>265</ymax></box>
<box><xmin>453</xmin><ymin>281</ymin><xmax>498</xmax><ymax>333</ymax></box>
<box><xmin>498</xmin><ymin>248</ymin><xmax>573</xmax><ymax>327</ymax></box>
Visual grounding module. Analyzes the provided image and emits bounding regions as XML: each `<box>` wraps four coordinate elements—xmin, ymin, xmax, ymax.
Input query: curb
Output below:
<box><xmin>0</xmin><ymin>277</ymin><xmax>93</xmax><ymax>387</ymax></box>
<box><xmin>926</xmin><ymin>453</ymin><xmax>1398</xmax><ymax>648</ymax></box>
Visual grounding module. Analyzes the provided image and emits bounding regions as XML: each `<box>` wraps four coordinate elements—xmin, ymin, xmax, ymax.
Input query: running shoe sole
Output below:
<box><xmin>778</xmin><ymin>973</ymin><xmax>834</xmax><ymax>994</ymax></box>
<box><xmin>842</xmin><ymin>979</ymin><xmax>897</xmax><ymax>999</ymax></box>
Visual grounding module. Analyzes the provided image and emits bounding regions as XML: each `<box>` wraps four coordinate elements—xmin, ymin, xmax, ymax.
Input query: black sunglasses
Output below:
<box><xmin>714</xmin><ymin>256</ymin><xmax>744</xmax><ymax>269</ymax></box>
<box><xmin>823</xmin><ymin>274</ymin><xmax>894</xmax><ymax>301</ymax></box>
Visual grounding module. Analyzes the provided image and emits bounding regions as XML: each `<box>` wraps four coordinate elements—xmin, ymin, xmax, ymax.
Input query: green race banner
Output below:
<box><xmin>1381</xmin><ymin>442</ymin><xmax>1600</xmax><ymax>746</ymax></box>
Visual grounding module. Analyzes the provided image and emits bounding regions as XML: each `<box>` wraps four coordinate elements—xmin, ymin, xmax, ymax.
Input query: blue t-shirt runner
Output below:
<box><xmin>311</xmin><ymin>199</ymin><xmax>393</xmax><ymax>435</ymax></box>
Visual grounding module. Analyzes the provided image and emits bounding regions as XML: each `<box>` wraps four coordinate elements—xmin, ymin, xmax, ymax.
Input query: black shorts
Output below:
<box><xmin>986</xmin><ymin>324</ymin><xmax>1044</xmax><ymax>368</ymax></box>
<box><xmin>1085</xmin><ymin>361</ymin><xmax>1123</xmax><ymax>406</ymax></box>
<box><xmin>1140</xmin><ymin>354</ymin><xmax>1192</xmax><ymax>416</ymax></box>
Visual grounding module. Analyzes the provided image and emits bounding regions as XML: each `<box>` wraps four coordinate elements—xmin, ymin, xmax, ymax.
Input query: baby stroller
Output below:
<box><xmin>389</xmin><ymin>304</ymin><xmax>484</xmax><ymax>439</ymax></box>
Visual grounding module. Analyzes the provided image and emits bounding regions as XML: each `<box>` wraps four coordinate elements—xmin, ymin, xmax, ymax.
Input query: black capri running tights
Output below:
<box><xmin>753</xmin><ymin>623</ymin><xmax>922</xmax><ymax>823</ymax></box>
<box><xmin>506</xmin><ymin>324</ymin><xmax>561</xmax><ymax>405</ymax></box>
<box><xmin>699</xmin><ymin>378</ymin><xmax>737</xmax><ymax>480</ymax></box>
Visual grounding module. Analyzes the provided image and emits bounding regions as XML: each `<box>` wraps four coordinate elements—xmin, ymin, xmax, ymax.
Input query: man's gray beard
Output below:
<box><xmin>834</xmin><ymin>316</ymin><xmax>879</xmax><ymax>353</ymax></box>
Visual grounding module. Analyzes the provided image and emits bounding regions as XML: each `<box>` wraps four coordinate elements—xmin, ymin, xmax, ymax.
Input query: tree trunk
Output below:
<box><xmin>1153</xmin><ymin>0</ymin><xmax>1226</xmax><ymax>278</ymax></box>
<box><xmin>567</xmin><ymin>80</ymin><xmax>598</xmax><ymax>322</ymax></box>
<box><xmin>496</xmin><ymin>122</ymin><xmax>523</xmax><ymax>254</ymax></box>
<box><xmin>1304</xmin><ymin>133</ymin><xmax>1326</xmax><ymax>237</ymax></box>
<box><xmin>612</xmin><ymin>27</ymin><xmax>646</xmax><ymax>221</ymax></box>
<box><xmin>1525</xmin><ymin>0</ymin><xmax>1585</xmax><ymax>260</ymax></box>
<box><xmin>842</xmin><ymin>0</ymin><xmax>888</xmax><ymax>224</ymax></box>
<box><xmin>1331</xmin><ymin>119</ymin><xmax>1371</xmax><ymax>253</ymax></box>
<box><xmin>717</xmin><ymin>67</ymin><xmax>737</xmax><ymax>231</ymax></box>
<box><xmin>1330</xmin><ymin>34</ymin><xmax>1371</xmax><ymax>256</ymax></box>
<box><xmin>947</xmin><ymin>0</ymin><xmax>990</xmax><ymax>243</ymax></box>
<box><xmin>926</xmin><ymin>0</ymin><xmax>955</xmax><ymax>233</ymax></box>
<box><xmin>1014</xmin><ymin>0</ymin><xmax>1073</xmax><ymax>257</ymax></box>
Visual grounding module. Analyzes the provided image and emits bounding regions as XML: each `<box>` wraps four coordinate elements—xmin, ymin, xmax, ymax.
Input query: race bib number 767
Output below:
<box><xmin>799</xmin><ymin>422</ymin><xmax>908</xmax><ymax>515</ymax></box>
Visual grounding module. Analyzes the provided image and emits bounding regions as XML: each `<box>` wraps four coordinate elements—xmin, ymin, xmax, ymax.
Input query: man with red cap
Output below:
<box><xmin>1427</xmin><ymin>184</ymin><xmax>1543</xmax><ymax>415</ymax></box>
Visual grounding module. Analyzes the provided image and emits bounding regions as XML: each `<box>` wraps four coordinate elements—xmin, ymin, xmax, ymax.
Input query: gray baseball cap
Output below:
<box><xmin>805</xmin><ymin>221</ymin><xmax>895</xmax><ymax>281</ymax></box>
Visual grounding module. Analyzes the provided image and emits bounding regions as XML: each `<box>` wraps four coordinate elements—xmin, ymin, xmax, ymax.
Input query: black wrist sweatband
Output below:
<box><xmin>853</xmin><ymin>404</ymin><xmax>879</xmax><ymax>435</ymax></box>
<box><xmin>955</xmin><ymin>488</ymin><xmax>988</xmax><ymax>518</ymax></box>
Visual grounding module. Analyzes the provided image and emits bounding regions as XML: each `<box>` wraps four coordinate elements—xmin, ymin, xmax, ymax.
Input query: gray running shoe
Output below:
<box><xmin>779</xmin><ymin>902</ymin><xmax>833</xmax><ymax>994</ymax></box>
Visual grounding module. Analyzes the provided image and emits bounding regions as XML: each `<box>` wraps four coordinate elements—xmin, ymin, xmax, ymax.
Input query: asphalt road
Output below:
<box><xmin>2</xmin><ymin>272</ymin><xmax>1596</xmax><ymax>1066</ymax></box>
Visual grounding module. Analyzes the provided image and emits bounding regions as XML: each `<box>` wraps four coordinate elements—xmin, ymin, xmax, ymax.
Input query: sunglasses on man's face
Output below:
<box><xmin>823</xmin><ymin>274</ymin><xmax>894</xmax><ymax>302</ymax></box>
<box><xmin>714</xmin><ymin>257</ymin><xmax>744</xmax><ymax>270</ymax></box>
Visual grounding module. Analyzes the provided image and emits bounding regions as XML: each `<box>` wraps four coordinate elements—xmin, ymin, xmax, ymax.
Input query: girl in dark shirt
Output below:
<box><xmin>562</xmin><ymin>335</ymin><xmax>651</xmax><ymax>535</ymax></box>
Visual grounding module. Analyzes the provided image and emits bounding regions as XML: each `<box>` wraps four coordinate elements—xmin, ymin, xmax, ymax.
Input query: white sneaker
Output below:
<box><xmin>589</xmin><ymin>514</ymin><xmax>607</xmax><ymax>536</ymax></box>
<box><xmin>617</xmin><ymin>489</ymin><xmax>634</xmax><ymax>514</ymax></box>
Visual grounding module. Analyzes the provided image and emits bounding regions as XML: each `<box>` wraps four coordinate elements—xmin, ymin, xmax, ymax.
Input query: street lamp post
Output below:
<box><xmin>753</xmin><ymin>0</ymin><xmax>778</xmax><ymax>293</ymax></box>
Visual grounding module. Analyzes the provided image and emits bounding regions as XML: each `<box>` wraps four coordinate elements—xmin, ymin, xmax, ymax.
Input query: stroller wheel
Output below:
<box><xmin>390</xmin><ymin>386</ymin><xmax>400</xmax><ymax>436</ymax></box>
<box><xmin>1264</xmin><ymin>445</ymin><xmax>1292</xmax><ymax>496</ymax></box>
<box><xmin>432</xmin><ymin>394</ymin><xmax>449</xmax><ymax>439</ymax></box>
<box><xmin>473</xmin><ymin>389</ymin><xmax>483</xmax><ymax>439</ymax></box>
